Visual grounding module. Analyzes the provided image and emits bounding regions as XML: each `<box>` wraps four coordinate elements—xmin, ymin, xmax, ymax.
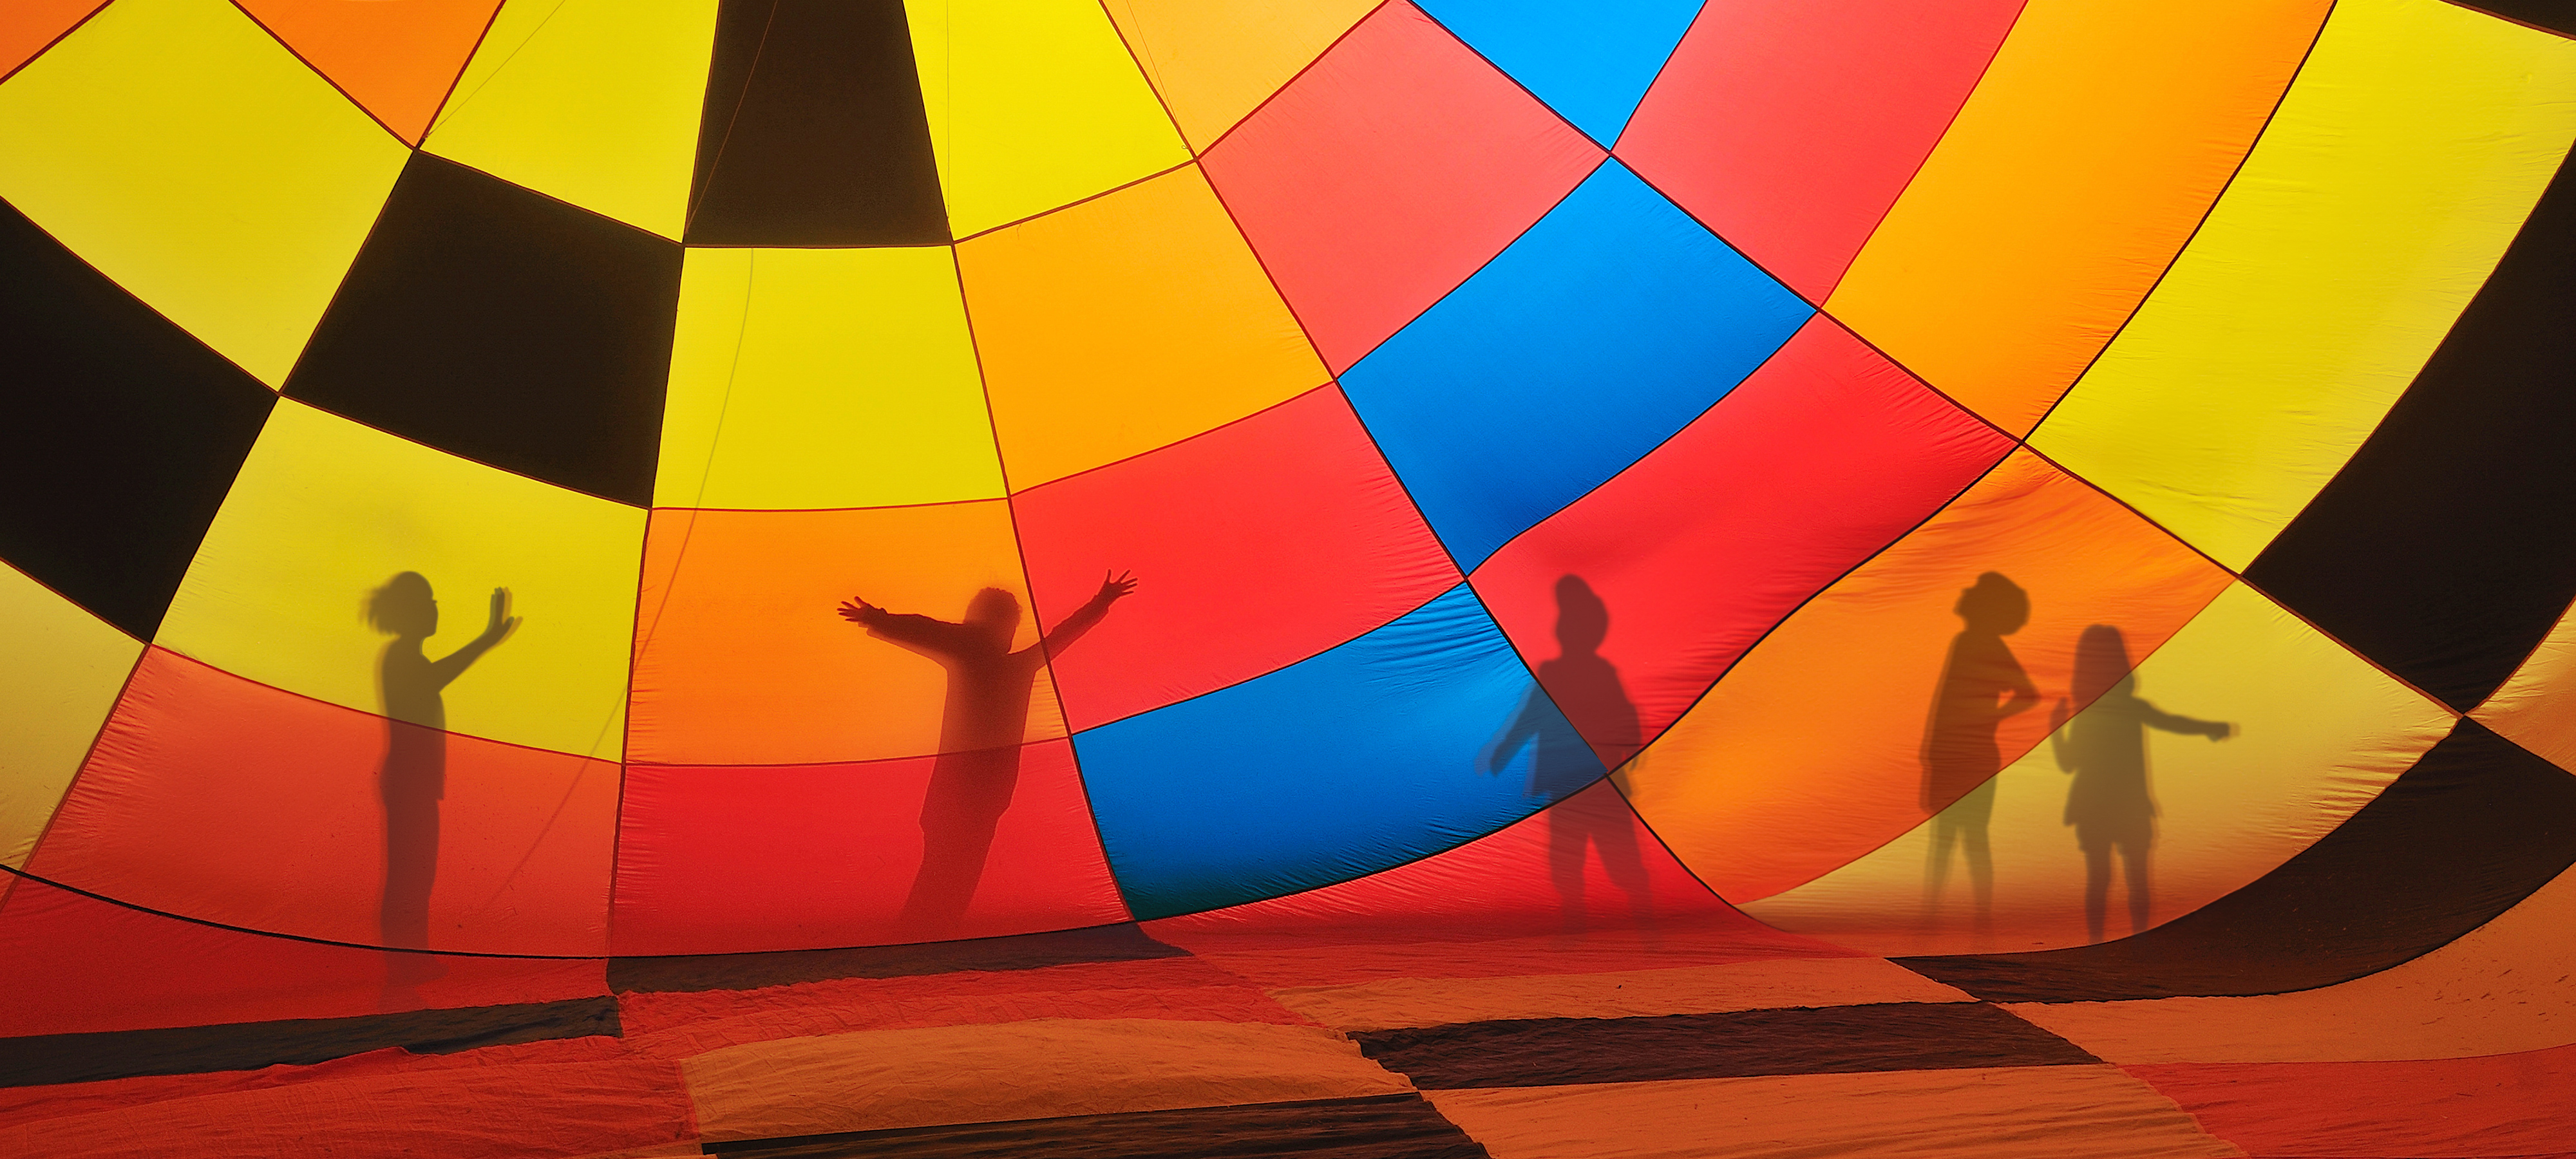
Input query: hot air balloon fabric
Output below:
<box><xmin>2</xmin><ymin>0</ymin><xmax>2574</xmax><ymax>1155</ymax></box>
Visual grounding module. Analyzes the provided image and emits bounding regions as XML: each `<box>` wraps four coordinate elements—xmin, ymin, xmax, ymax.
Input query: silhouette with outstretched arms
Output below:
<box><xmin>838</xmin><ymin>571</ymin><xmax>1135</xmax><ymax>932</ymax></box>
<box><xmin>368</xmin><ymin>573</ymin><xmax>518</xmax><ymax>983</ymax></box>
<box><xmin>2050</xmin><ymin>623</ymin><xmax>2232</xmax><ymax>943</ymax></box>
<box><xmin>1482</xmin><ymin>576</ymin><xmax>1649</xmax><ymax>932</ymax></box>
<box><xmin>1921</xmin><ymin>572</ymin><xmax>2038</xmax><ymax>934</ymax></box>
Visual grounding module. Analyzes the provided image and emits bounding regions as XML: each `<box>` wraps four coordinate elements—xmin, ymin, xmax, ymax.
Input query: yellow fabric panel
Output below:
<box><xmin>2031</xmin><ymin>0</ymin><xmax>2576</xmax><ymax>570</ymax></box>
<box><xmin>0</xmin><ymin>562</ymin><xmax>141</xmax><ymax>868</ymax></box>
<box><xmin>1825</xmin><ymin>0</ymin><xmax>2330</xmax><ymax>435</ymax></box>
<box><xmin>1742</xmin><ymin>582</ymin><xmax>2454</xmax><ymax>957</ymax></box>
<box><xmin>683</xmin><ymin>1019</ymin><xmax>1411</xmax><ymax>1141</ymax></box>
<box><xmin>422</xmin><ymin>0</ymin><xmax>716</xmax><ymax>241</ymax></box>
<box><xmin>2010</xmin><ymin>859</ymin><xmax>2576</xmax><ymax>1064</ymax></box>
<box><xmin>1616</xmin><ymin>451</ymin><xmax>2234</xmax><ymax>905</ymax></box>
<box><xmin>1267</xmin><ymin>957</ymin><xmax>1974</xmax><ymax>1033</ymax></box>
<box><xmin>1426</xmin><ymin>1068</ymin><xmax>2242</xmax><ymax>1159</ymax></box>
<box><xmin>656</xmin><ymin>247</ymin><xmax>1003</xmax><ymax>510</ymax></box>
<box><xmin>1103</xmin><ymin>0</ymin><xmax>1379</xmax><ymax>151</ymax></box>
<box><xmin>906</xmin><ymin>0</ymin><xmax>1193</xmax><ymax>237</ymax></box>
<box><xmin>960</xmin><ymin>164</ymin><xmax>1327</xmax><ymax>488</ymax></box>
<box><xmin>156</xmin><ymin>400</ymin><xmax>644</xmax><ymax>759</ymax></box>
<box><xmin>2470</xmin><ymin>599</ymin><xmax>2576</xmax><ymax>773</ymax></box>
<box><xmin>0</xmin><ymin>0</ymin><xmax>408</xmax><ymax>387</ymax></box>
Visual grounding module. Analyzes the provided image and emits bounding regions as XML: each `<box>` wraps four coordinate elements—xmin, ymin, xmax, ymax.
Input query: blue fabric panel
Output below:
<box><xmin>1340</xmin><ymin>161</ymin><xmax>1811</xmax><ymax>570</ymax></box>
<box><xmin>1077</xmin><ymin>584</ymin><xmax>1600</xmax><ymax>920</ymax></box>
<box><xmin>1417</xmin><ymin>0</ymin><xmax>1703</xmax><ymax>145</ymax></box>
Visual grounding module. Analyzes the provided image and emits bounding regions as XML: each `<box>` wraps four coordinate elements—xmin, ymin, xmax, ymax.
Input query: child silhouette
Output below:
<box><xmin>839</xmin><ymin>572</ymin><xmax>1134</xmax><ymax>930</ymax></box>
<box><xmin>2050</xmin><ymin>624</ymin><xmax>2231</xmax><ymax>943</ymax></box>
<box><xmin>367</xmin><ymin>572</ymin><xmax>516</xmax><ymax>981</ymax></box>
<box><xmin>1921</xmin><ymin>572</ymin><xmax>2037</xmax><ymax>932</ymax></box>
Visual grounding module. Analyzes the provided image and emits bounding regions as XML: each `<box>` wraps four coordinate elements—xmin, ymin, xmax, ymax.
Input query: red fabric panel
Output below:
<box><xmin>2130</xmin><ymin>1044</ymin><xmax>2576</xmax><ymax>1157</ymax></box>
<box><xmin>0</xmin><ymin>1056</ymin><xmax>689</xmax><ymax>1159</ymax></box>
<box><xmin>1472</xmin><ymin>317</ymin><xmax>2012</xmax><ymax>763</ymax></box>
<box><xmin>610</xmin><ymin>740</ymin><xmax>1128</xmax><ymax>956</ymax></box>
<box><xmin>0</xmin><ymin>878</ymin><xmax>604</xmax><ymax>1037</ymax></box>
<box><xmin>1199</xmin><ymin>2</ymin><xmax>1603</xmax><ymax>372</ymax></box>
<box><xmin>1616</xmin><ymin>0</ymin><xmax>2025</xmax><ymax>301</ymax></box>
<box><xmin>1146</xmin><ymin>780</ymin><xmax>1838</xmax><ymax>957</ymax></box>
<box><xmin>0</xmin><ymin>1037</ymin><xmax>629</xmax><ymax>1131</ymax></box>
<box><xmin>28</xmin><ymin>648</ymin><xmax>616</xmax><ymax>955</ymax></box>
<box><xmin>1014</xmin><ymin>386</ymin><xmax>1461</xmax><ymax>730</ymax></box>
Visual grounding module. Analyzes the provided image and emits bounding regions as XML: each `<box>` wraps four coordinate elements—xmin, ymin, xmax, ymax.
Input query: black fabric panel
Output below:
<box><xmin>2244</xmin><ymin>142</ymin><xmax>2576</xmax><ymax>710</ymax></box>
<box><xmin>283</xmin><ymin>152</ymin><xmax>681</xmax><ymax>505</ymax></box>
<box><xmin>0</xmin><ymin>197</ymin><xmax>276</xmax><ymax>638</ymax></box>
<box><xmin>687</xmin><ymin>0</ymin><xmax>948</xmax><ymax>245</ymax></box>
<box><xmin>1352</xmin><ymin>1002</ymin><xmax>2096</xmax><ymax>1089</ymax></box>
<box><xmin>1903</xmin><ymin>717</ymin><xmax>2576</xmax><ymax>1003</ymax></box>
<box><xmin>2448</xmin><ymin>1</ymin><xmax>2576</xmax><ymax>37</ymax></box>
<box><xmin>609</xmin><ymin>923</ymin><xmax>1189</xmax><ymax>994</ymax></box>
<box><xmin>0</xmin><ymin>995</ymin><xmax>618</xmax><ymax>1088</ymax></box>
<box><xmin>703</xmin><ymin>1095</ymin><xmax>1488</xmax><ymax>1158</ymax></box>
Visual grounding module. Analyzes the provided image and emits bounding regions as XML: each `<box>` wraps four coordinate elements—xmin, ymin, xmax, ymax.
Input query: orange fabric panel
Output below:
<box><xmin>0</xmin><ymin>1057</ymin><xmax>690</xmax><ymax>1159</ymax></box>
<box><xmin>1825</xmin><ymin>0</ymin><xmax>2331</xmax><ymax>434</ymax></box>
<box><xmin>627</xmin><ymin>502</ymin><xmax>1066</xmax><ymax>766</ymax></box>
<box><xmin>2130</xmin><ymin>1044</ymin><xmax>2576</xmax><ymax>1158</ymax></box>
<box><xmin>1621</xmin><ymin>450</ymin><xmax>2233</xmax><ymax>901</ymax></box>
<box><xmin>28</xmin><ymin>648</ymin><xmax>617</xmax><ymax>955</ymax></box>
<box><xmin>1426</xmin><ymin>1066</ymin><xmax>2239</xmax><ymax>1158</ymax></box>
<box><xmin>0</xmin><ymin>876</ymin><xmax>603</xmax><ymax>1037</ymax></box>
<box><xmin>958</xmin><ymin>163</ymin><xmax>1328</xmax><ymax>489</ymax></box>
<box><xmin>234</xmin><ymin>0</ymin><xmax>503</xmax><ymax>143</ymax></box>
<box><xmin>2007</xmin><ymin>859</ymin><xmax>2576</xmax><ymax>1064</ymax></box>
<box><xmin>1102</xmin><ymin>0</ymin><xmax>1380</xmax><ymax>151</ymax></box>
<box><xmin>682</xmin><ymin>1018</ymin><xmax>1412</xmax><ymax>1142</ymax></box>
<box><xmin>1265</xmin><ymin>957</ymin><xmax>1975</xmax><ymax>1033</ymax></box>
<box><xmin>0</xmin><ymin>0</ymin><xmax>101</xmax><ymax>80</ymax></box>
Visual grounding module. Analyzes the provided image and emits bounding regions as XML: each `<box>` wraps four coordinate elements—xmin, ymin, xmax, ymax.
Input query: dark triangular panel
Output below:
<box><xmin>0</xmin><ymin>196</ymin><xmax>276</xmax><ymax>639</ymax></box>
<box><xmin>283</xmin><ymin>152</ymin><xmax>682</xmax><ymax>505</ymax></box>
<box><xmin>685</xmin><ymin>0</ymin><xmax>948</xmax><ymax>245</ymax></box>
<box><xmin>2449</xmin><ymin>0</ymin><xmax>2576</xmax><ymax>37</ymax></box>
<box><xmin>1900</xmin><ymin>717</ymin><xmax>2576</xmax><ymax>1002</ymax></box>
<box><xmin>2244</xmin><ymin>142</ymin><xmax>2576</xmax><ymax>711</ymax></box>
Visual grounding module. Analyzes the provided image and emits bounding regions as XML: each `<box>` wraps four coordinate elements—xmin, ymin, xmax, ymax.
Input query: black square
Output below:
<box><xmin>285</xmin><ymin>152</ymin><xmax>684</xmax><ymax>506</ymax></box>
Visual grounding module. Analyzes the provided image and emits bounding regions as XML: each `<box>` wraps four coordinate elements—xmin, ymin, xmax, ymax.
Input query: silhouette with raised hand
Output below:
<box><xmin>1921</xmin><ymin>572</ymin><xmax>2038</xmax><ymax>934</ymax></box>
<box><xmin>1482</xmin><ymin>576</ymin><xmax>1649</xmax><ymax>934</ymax></box>
<box><xmin>2050</xmin><ymin>624</ymin><xmax>2231</xmax><ymax>944</ymax></box>
<box><xmin>840</xmin><ymin>571</ymin><xmax>1135</xmax><ymax>932</ymax></box>
<box><xmin>368</xmin><ymin>573</ymin><xmax>518</xmax><ymax>986</ymax></box>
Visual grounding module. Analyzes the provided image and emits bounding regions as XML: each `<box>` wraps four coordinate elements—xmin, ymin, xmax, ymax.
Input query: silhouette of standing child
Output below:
<box><xmin>2050</xmin><ymin>624</ymin><xmax>2231</xmax><ymax>943</ymax></box>
<box><xmin>1922</xmin><ymin>572</ymin><xmax>2038</xmax><ymax>932</ymax></box>
<box><xmin>367</xmin><ymin>573</ymin><xmax>517</xmax><ymax>972</ymax></box>
<box><xmin>839</xmin><ymin>572</ymin><xmax>1135</xmax><ymax>931</ymax></box>
<box><xmin>1482</xmin><ymin>576</ymin><xmax>1649</xmax><ymax>932</ymax></box>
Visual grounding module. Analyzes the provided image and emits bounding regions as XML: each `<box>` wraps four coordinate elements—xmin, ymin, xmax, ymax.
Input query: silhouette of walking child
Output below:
<box><xmin>1482</xmin><ymin>576</ymin><xmax>1650</xmax><ymax>932</ymax></box>
<box><xmin>839</xmin><ymin>572</ymin><xmax>1135</xmax><ymax>931</ymax></box>
<box><xmin>2050</xmin><ymin>624</ymin><xmax>2231</xmax><ymax>943</ymax></box>
<box><xmin>367</xmin><ymin>573</ymin><xmax>517</xmax><ymax>976</ymax></box>
<box><xmin>1922</xmin><ymin>572</ymin><xmax>2038</xmax><ymax>932</ymax></box>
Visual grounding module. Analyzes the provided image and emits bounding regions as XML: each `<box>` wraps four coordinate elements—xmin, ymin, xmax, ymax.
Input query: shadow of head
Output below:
<box><xmin>1955</xmin><ymin>571</ymin><xmax>2029</xmax><ymax>636</ymax></box>
<box><xmin>2073</xmin><ymin>623</ymin><xmax>2136</xmax><ymax>701</ymax></box>
<box><xmin>965</xmin><ymin>586</ymin><xmax>1021</xmax><ymax>648</ymax></box>
<box><xmin>1555</xmin><ymin>574</ymin><xmax>1609</xmax><ymax>656</ymax></box>
<box><xmin>368</xmin><ymin>571</ymin><xmax>437</xmax><ymax>639</ymax></box>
